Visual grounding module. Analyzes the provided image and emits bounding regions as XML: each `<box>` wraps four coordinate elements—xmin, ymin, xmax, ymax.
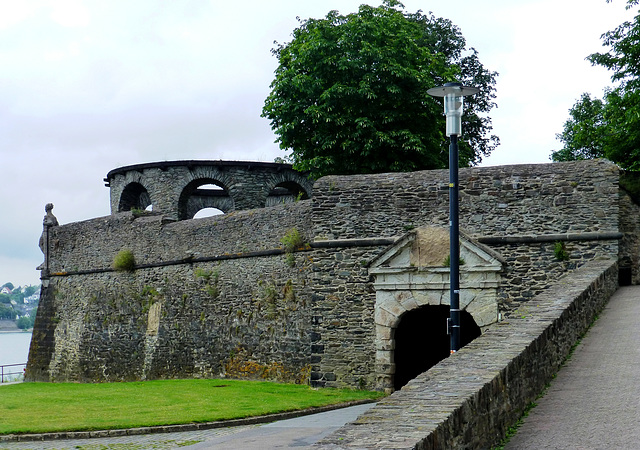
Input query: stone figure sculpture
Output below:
<box><xmin>37</xmin><ymin>203</ymin><xmax>59</xmax><ymax>273</ymax></box>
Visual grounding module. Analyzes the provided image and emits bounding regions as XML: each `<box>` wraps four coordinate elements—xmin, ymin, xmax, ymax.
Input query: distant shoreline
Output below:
<box><xmin>0</xmin><ymin>319</ymin><xmax>25</xmax><ymax>333</ymax></box>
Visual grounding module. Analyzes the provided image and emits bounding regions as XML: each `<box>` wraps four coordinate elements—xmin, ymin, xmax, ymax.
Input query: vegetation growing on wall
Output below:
<box><xmin>254</xmin><ymin>279</ymin><xmax>302</xmax><ymax>321</ymax></box>
<box><xmin>280</xmin><ymin>227</ymin><xmax>306</xmax><ymax>252</ymax></box>
<box><xmin>443</xmin><ymin>255</ymin><xmax>466</xmax><ymax>267</ymax></box>
<box><xmin>112</xmin><ymin>249</ymin><xmax>135</xmax><ymax>272</ymax></box>
<box><xmin>554</xmin><ymin>242</ymin><xmax>570</xmax><ymax>261</ymax></box>
<box><xmin>280</xmin><ymin>227</ymin><xmax>307</xmax><ymax>267</ymax></box>
<box><xmin>195</xmin><ymin>267</ymin><xmax>220</xmax><ymax>299</ymax></box>
<box><xmin>139</xmin><ymin>285</ymin><xmax>161</xmax><ymax>314</ymax></box>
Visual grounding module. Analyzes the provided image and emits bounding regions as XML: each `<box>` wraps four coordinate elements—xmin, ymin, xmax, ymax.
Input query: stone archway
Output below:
<box><xmin>265</xmin><ymin>180</ymin><xmax>310</xmax><ymax>207</ymax></box>
<box><xmin>369</xmin><ymin>226</ymin><xmax>503</xmax><ymax>392</ymax></box>
<box><xmin>393</xmin><ymin>305</ymin><xmax>481</xmax><ymax>390</ymax></box>
<box><xmin>118</xmin><ymin>182</ymin><xmax>152</xmax><ymax>212</ymax></box>
<box><xmin>177</xmin><ymin>178</ymin><xmax>234</xmax><ymax>220</ymax></box>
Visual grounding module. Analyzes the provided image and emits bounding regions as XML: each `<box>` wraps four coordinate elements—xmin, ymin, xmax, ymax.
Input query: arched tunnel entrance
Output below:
<box><xmin>393</xmin><ymin>305</ymin><xmax>481</xmax><ymax>390</ymax></box>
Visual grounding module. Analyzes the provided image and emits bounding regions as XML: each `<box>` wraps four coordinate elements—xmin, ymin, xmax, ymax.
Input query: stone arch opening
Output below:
<box><xmin>393</xmin><ymin>305</ymin><xmax>481</xmax><ymax>390</ymax></box>
<box><xmin>118</xmin><ymin>182</ymin><xmax>152</xmax><ymax>212</ymax></box>
<box><xmin>265</xmin><ymin>181</ymin><xmax>310</xmax><ymax>207</ymax></box>
<box><xmin>178</xmin><ymin>179</ymin><xmax>233</xmax><ymax>220</ymax></box>
<box><xmin>193</xmin><ymin>207</ymin><xmax>224</xmax><ymax>219</ymax></box>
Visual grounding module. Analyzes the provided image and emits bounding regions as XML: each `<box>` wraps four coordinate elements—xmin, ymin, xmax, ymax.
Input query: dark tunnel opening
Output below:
<box><xmin>393</xmin><ymin>305</ymin><xmax>481</xmax><ymax>390</ymax></box>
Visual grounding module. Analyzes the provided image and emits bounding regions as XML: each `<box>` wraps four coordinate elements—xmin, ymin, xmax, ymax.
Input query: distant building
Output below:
<box><xmin>1</xmin><ymin>287</ymin><xmax>11</xmax><ymax>295</ymax></box>
<box><xmin>25</xmin><ymin>293</ymin><xmax>40</xmax><ymax>303</ymax></box>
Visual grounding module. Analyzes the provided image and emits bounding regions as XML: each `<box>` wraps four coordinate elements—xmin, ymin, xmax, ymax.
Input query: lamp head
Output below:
<box><xmin>427</xmin><ymin>82</ymin><xmax>479</xmax><ymax>137</ymax></box>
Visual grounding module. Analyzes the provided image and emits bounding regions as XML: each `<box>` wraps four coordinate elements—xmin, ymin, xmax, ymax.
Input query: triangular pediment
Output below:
<box><xmin>369</xmin><ymin>226</ymin><xmax>503</xmax><ymax>273</ymax></box>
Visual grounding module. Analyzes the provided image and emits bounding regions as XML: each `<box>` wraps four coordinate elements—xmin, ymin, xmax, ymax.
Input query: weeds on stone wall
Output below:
<box><xmin>113</xmin><ymin>249</ymin><xmax>135</xmax><ymax>272</ymax></box>
<box><xmin>130</xmin><ymin>208</ymin><xmax>153</xmax><ymax>218</ymax></box>
<box><xmin>280</xmin><ymin>228</ymin><xmax>307</xmax><ymax>267</ymax></box>
<box><xmin>281</xmin><ymin>228</ymin><xmax>305</xmax><ymax>252</ymax></box>
<box><xmin>554</xmin><ymin>241</ymin><xmax>570</xmax><ymax>261</ymax></box>
<box><xmin>254</xmin><ymin>279</ymin><xmax>301</xmax><ymax>321</ymax></box>
<box><xmin>140</xmin><ymin>285</ymin><xmax>161</xmax><ymax>314</ymax></box>
<box><xmin>443</xmin><ymin>255</ymin><xmax>466</xmax><ymax>267</ymax></box>
<box><xmin>224</xmin><ymin>346</ymin><xmax>311</xmax><ymax>384</ymax></box>
<box><xmin>195</xmin><ymin>267</ymin><xmax>220</xmax><ymax>298</ymax></box>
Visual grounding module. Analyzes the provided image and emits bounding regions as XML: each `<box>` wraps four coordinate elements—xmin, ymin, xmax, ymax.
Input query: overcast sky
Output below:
<box><xmin>0</xmin><ymin>0</ymin><xmax>634</xmax><ymax>287</ymax></box>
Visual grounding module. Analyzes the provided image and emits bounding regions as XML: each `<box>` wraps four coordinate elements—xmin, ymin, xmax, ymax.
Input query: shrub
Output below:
<box><xmin>113</xmin><ymin>249</ymin><xmax>136</xmax><ymax>272</ymax></box>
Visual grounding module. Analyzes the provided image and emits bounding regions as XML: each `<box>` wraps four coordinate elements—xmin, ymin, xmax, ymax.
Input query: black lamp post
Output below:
<box><xmin>427</xmin><ymin>82</ymin><xmax>479</xmax><ymax>353</ymax></box>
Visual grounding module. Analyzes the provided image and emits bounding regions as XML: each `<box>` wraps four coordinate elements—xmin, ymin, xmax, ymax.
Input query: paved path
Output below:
<box><xmin>0</xmin><ymin>403</ymin><xmax>375</xmax><ymax>450</ymax></box>
<box><xmin>504</xmin><ymin>285</ymin><xmax>640</xmax><ymax>449</ymax></box>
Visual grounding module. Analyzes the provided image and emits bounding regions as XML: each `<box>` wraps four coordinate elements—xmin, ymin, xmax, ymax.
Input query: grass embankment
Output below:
<box><xmin>0</xmin><ymin>379</ymin><xmax>383</xmax><ymax>435</ymax></box>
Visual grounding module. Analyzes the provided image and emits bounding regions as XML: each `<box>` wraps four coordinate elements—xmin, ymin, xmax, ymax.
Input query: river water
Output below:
<box><xmin>0</xmin><ymin>332</ymin><xmax>32</xmax><ymax>366</ymax></box>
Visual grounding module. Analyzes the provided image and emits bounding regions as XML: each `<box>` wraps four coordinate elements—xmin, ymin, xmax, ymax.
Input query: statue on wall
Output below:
<box><xmin>37</xmin><ymin>203</ymin><xmax>59</xmax><ymax>275</ymax></box>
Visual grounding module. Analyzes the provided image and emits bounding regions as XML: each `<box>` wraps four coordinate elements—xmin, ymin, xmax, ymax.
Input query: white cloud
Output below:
<box><xmin>49</xmin><ymin>0</ymin><xmax>90</xmax><ymax>28</ymax></box>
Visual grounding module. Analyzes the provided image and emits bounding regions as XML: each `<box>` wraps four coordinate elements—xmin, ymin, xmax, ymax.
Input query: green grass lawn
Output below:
<box><xmin>0</xmin><ymin>379</ymin><xmax>384</xmax><ymax>435</ymax></box>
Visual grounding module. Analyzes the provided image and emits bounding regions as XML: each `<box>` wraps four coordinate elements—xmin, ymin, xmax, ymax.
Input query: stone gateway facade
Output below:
<box><xmin>26</xmin><ymin>159</ymin><xmax>639</xmax><ymax>392</ymax></box>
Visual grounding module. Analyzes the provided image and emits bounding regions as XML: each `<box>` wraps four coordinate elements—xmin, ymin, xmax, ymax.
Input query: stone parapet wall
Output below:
<box><xmin>312</xmin><ymin>160</ymin><xmax>619</xmax><ymax>240</ymax></box>
<box><xmin>317</xmin><ymin>259</ymin><xmax>618</xmax><ymax>449</ymax></box>
<box><xmin>45</xmin><ymin>202</ymin><xmax>311</xmax><ymax>275</ymax></box>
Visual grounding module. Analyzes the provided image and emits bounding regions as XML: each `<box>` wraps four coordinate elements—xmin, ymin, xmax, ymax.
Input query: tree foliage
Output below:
<box><xmin>553</xmin><ymin>93</ymin><xmax>607</xmax><ymax>162</ymax></box>
<box><xmin>0</xmin><ymin>304</ymin><xmax>13</xmax><ymax>319</ymax></box>
<box><xmin>552</xmin><ymin>0</ymin><xmax>640</xmax><ymax>170</ymax></box>
<box><xmin>262</xmin><ymin>1</ymin><xmax>498</xmax><ymax>178</ymax></box>
<box><xmin>16</xmin><ymin>315</ymin><xmax>34</xmax><ymax>329</ymax></box>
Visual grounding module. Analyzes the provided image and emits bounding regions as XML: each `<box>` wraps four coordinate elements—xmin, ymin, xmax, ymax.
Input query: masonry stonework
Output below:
<box><xmin>26</xmin><ymin>159</ymin><xmax>638</xmax><ymax>394</ymax></box>
<box><xmin>105</xmin><ymin>160</ymin><xmax>313</xmax><ymax>219</ymax></box>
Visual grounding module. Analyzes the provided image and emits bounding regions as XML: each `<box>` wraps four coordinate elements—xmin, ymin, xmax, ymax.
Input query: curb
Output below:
<box><xmin>0</xmin><ymin>399</ymin><xmax>375</xmax><ymax>443</ymax></box>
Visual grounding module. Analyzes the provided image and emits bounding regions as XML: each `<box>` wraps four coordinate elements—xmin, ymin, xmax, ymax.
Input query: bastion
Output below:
<box><xmin>26</xmin><ymin>159</ymin><xmax>640</xmax><ymax>392</ymax></box>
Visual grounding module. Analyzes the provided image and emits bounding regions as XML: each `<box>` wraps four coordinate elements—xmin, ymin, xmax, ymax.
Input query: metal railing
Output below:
<box><xmin>0</xmin><ymin>363</ymin><xmax>26</xmax><ymax>383</ymax></box>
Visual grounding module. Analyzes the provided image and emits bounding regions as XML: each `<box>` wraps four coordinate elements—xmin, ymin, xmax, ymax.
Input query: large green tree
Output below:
<box><xmin>552</xmin><ymin>0</ymin><xmax>640</xmax><ymax>169</ymax></box>
<box><xmin>262</xmin><ymin>1</ymin><xmax>498</xmax><ymax>178</ymax></box>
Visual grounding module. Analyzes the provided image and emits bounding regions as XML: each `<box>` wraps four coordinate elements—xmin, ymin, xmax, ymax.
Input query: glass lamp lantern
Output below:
<box><xmin>427</xmin><ymin>82</ymin><xmax>479</xmax><ymax>136</ymax></box>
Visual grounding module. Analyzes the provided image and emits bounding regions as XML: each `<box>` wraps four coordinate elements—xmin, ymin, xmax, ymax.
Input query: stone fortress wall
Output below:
<box><xmin>26</xmin><ymin>159</ymin><xmax>639</xmax><ymax>392</ymax></box>
<box><xmin>105</xmin><ymin>160</ymin><xmax>314</xmax><ymax>218</ymax></box>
